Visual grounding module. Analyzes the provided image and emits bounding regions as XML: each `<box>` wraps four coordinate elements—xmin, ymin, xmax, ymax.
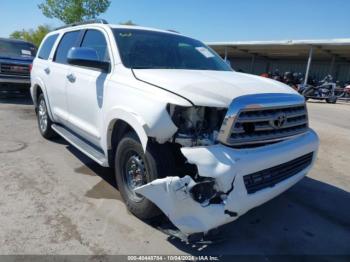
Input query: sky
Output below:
<box><xmin>0</xmin><ymin>0</ymin><xmax>349</xmax><ymax>42</ymax></box>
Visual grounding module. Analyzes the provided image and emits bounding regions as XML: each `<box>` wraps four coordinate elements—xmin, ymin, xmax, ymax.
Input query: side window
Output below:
<box><xmin>38</xmin><ymin>34</ymin><xmax>58</xmax><ymax>60</ymax></box>
<box><xmin>81</xmin><ymin>30</ymin><xmax>110</xmax><ymax>62</ymax></box>
<box><xmin>54</xmin><ymin>31</ymin><xmax>80</xmax><ymax>64</ymax></box>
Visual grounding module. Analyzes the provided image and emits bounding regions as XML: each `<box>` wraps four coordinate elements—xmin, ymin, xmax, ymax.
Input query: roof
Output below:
<box><xmin>53</xmin><ymin>20</ymin><xmax>180</xmax><ymax>36</ymax></box>
<box><xmin>207</xmin><ymin>38</ymin><xmax>350</xmax><ymax>61</ymax></box>
<box><xmin>0</xmin><ymin>37</ymin><xmax>35</xmax><ymax>45</ymax></box>
<box><xmin>109</xmin><ymin>24</ymin><xmax>181</xmax><ymax>35</ymax></box>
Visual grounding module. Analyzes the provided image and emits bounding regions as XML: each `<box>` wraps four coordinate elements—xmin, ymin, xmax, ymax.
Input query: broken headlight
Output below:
<box><xmin>167</xmin><ymin>104</ymin><xmax>226</xmax><ymax>147</ymax></box>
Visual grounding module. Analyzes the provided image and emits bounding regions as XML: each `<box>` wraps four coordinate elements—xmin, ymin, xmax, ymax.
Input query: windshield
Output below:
<box><xmin>113</xmin><ymin>29</ymin><xmax>231</xmax><ymax>71</ymax></box>
<box><xmin>0</xmin><ymin>40</ymin><xmax>37</xmax><ymax>58</ymax></box>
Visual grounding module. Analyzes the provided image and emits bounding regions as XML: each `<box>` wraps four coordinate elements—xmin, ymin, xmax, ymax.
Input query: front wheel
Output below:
<box><xmin>115</xmin><ymin>132</ymin><xmax>172</xmax><ymax>220</ymax></box>
<box><xmin>37</xmin><ymin>93</ymin><xmax>56</xmax><ymax>139</ymax></box>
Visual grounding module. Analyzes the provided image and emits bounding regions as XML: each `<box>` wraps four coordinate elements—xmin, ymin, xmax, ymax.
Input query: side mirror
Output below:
<box><xmin>67</xmin><ymin>47</ymin><xmax>110</xmax><ymax>72</ymax></box>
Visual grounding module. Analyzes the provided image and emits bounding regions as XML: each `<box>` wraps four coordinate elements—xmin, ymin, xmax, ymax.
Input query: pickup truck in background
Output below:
<box><xmin>30</xmin><ymin>20</ymin><xmax>319</xmax><ymax>241</ymax></box>
<box><xmin>0</xmin><ymin>38</ymin><xmax>36</xmax><ymax>92</ymax></box>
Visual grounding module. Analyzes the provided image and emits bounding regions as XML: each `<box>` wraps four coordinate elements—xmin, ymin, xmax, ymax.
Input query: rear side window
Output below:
<box><xmin>38</xmin><ymin>34</ymin><xmax>58</xmax><ymax>60</ymax></box>
<box><xmin>54</xmin><ymin>30</ymin><xmax>80</xmax><ymax>64</ymax></box>
<box><xmin>81</xmin><ymin>29</ymin><xmax>110</xmax><ymax>62</ymax></box>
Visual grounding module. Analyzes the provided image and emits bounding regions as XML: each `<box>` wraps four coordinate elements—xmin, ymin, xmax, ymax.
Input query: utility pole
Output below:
<box><xmin>304</xmin><ymin>47</ymin><xmax>313</xmax><ymax>85</ymax></box>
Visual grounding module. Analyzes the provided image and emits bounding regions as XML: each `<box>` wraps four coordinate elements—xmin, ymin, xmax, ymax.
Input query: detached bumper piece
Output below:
<box><xmin>243</xmin><ymin>152</ymin><xmax>314</xmax><ymax>194</ymax></box>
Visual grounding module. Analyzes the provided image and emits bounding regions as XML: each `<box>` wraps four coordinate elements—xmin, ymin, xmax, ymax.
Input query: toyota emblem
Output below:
<box><xmin>270</xmin><ymin>113</ymin><xmax>287</xmax><ymax>129</ymax></box>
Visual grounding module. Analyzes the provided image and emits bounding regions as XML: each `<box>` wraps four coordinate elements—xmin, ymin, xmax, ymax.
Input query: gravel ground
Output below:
<box><xmin>0</xmin><ymin>92</ymin><xmax>349</xmax><ymax>256</ymax></box>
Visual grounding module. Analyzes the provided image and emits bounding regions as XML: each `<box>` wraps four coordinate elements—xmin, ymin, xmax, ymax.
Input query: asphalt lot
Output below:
<box><xmin>0</xmin><ymin>91</ymin><xmax>349</xmax><ymax>256</ymax></box>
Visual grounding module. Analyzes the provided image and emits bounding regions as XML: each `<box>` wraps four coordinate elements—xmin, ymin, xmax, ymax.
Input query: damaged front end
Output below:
<box><xmin>135</xmin><ymin>94</ymin><xmax>319</xmax><ymax>238</ymax></box>
<box><xmin>135</xmin><ymin>105</ymin><xmax>240</xmax><ymax>236</ymax></box>
<box><xmin>134</xmin><ymin>145</ymin><xmax>239</xmax><ymax>236</ymax></box>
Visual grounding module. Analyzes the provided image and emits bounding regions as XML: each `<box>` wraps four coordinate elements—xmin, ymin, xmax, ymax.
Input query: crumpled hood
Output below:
<box><xmin>133</xmin><ymin>69</ymin><xmax>298</xmax><ymax>107</ymax></box>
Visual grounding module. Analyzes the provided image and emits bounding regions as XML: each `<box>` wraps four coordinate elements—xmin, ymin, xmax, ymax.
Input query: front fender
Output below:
<box><xmin>103</xmin><ymin>107</ymin><xmax>150</xmax><ymax>152</ymax></box>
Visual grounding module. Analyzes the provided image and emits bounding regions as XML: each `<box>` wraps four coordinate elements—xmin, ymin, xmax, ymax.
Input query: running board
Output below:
<box><xmin>52</xmin><ymin>124</ymin><xmax>108</xmax><ymax>167</ymax></box>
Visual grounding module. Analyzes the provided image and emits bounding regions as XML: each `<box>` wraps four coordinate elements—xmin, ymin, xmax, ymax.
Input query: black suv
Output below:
<box><xmin>0</xmin><ymin>38</ymin><xmax>36</xmax><ymax>91</ymax></box>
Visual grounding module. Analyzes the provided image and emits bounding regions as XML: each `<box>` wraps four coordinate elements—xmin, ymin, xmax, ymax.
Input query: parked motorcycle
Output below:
<box><xmin>259</xmin><ymin>70</ymin><xmax>347</xmax><ymax>103</ymax></box>
<box><xmin>271</xmin><ymin>69</ymin><xmax>282</xmax><ymax>82</ymax></box>
<box><xmin>288</xmin><ymin>72</ymin><xmax>304</xmax><ymax>91</ymax></box>
<box><xmin>335</xmin><ymin>81</ymin><xmax>350</xmax><ymax>99</ymax></box>
<box><xmin>302</xmin><ymin>75</ymin><xmax>337</xmax><ymax>103</ymax></box>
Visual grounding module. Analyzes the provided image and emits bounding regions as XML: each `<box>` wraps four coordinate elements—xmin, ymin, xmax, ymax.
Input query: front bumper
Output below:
<box><xmin>135</xmin><ymin>129</ymin><xmax>319</xmax><ymax>235</ymax></box>
<box><xmin>0</xmin><ymin>75</ymin><xmax>31</xmax><ymax>84</ymax></box>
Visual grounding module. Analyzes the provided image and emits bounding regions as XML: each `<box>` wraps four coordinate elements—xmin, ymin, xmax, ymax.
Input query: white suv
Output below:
<box><xmin>31</xmin><ymin>20</ymin><xmax>319</xmax><ymax>239</ymax></box>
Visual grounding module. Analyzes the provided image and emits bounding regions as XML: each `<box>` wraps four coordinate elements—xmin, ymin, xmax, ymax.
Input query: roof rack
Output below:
<box><xmin>167</xmin><ymin>29</ymin><xmax>180</xmax><ymax>34</ymax></box>
<box><xmin>55</xmin><ymin>19</ymin><xmax>108</xmax><ymax>30</ymax></box>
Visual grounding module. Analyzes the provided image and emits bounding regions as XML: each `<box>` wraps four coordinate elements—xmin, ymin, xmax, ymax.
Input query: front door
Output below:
<box><xmin>65</xmin><ymin>29</ymin><xmax>111</xmax><ymax>146</ymax></box>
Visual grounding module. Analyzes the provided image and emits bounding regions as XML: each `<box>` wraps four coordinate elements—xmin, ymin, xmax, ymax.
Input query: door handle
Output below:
<box><xmin>44</xmin><ymin>67</ymin><xmax>50</xmax><ymax>74</ymax></box>
<box><xmin>66</xmin><ymin>73</ymin><xmax>76</xmax><ymax>83</ymax></box>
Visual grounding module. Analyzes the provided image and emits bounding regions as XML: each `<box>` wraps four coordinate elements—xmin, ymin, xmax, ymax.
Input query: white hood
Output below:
<box><xmin>133</xmin><ymin>69</ymin><xmax>298</xmax><ymax>107</ymax></box>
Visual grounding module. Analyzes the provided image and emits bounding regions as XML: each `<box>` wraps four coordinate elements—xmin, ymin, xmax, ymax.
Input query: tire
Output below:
<box><xmin>37</xmin><ymin>93</ymin><xmax>56</xmax><ymax>139</ymax></box>
<box><xmin>326</xmin><ymin>96</ymin><xmax>337</xmax><ymax>104</ymax></box>
<box><xmin>115</xmin><ymin>132</ymin><xmax>174</xmax><ymax>220</ymax></box>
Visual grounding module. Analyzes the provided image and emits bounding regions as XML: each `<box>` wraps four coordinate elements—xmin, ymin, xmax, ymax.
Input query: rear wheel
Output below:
<box><xmin>326</xmin><ymin>96</ymin><xmax>337</xmax><ymax>104</ymax></box>
<box><xmin>37</xmin><ymin>93</ymin><xmax>56</xmax><ymax>139</ymax></box>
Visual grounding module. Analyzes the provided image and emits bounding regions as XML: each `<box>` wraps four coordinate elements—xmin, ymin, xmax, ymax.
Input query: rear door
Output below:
<box><xmin>47</xmin><ymin>30</ymin><xmax>81</xmax><ymax>123</ymax></box>
<box><xmin>65</xmin><ymin>29</ymin><xmax>112</xmax><ymax>146</ymax></box>
<box><xmin>33</xmin><ymin>33</ymin><xmax>59</xmax><ymax>100</ymax></box>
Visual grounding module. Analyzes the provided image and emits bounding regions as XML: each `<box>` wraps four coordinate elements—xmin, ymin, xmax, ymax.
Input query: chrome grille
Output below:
<box><xmin>218</xmin><ymin>93</ymin><xmax>309</xmax><ymax>147</ymax></box>
<box><xmin>0</xmin><ymin>63</ymin><xmax>30</xmax><ymax>76</ymax></box>
<box><xmin>231</xmin><ymin>105</ymin><xmax>308</xmax><ymax>145</ymax></box>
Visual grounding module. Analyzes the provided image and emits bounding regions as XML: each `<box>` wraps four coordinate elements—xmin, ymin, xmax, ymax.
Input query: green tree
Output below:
<box><xmin>38</xmin><ymin>0</ymin><xmax>111</xmax><ymax>24</ymax></box>
<box><xmin>10</xmin><ymin>25</ymin><xmax>52</xmax><ymax>47</ymax></box>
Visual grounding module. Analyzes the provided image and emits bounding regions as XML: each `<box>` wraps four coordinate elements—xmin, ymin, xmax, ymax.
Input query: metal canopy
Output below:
<box><xmin>208</xmin><ymin>39</ymin><xmax>350</xmax><ymax>61</ymax></box>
